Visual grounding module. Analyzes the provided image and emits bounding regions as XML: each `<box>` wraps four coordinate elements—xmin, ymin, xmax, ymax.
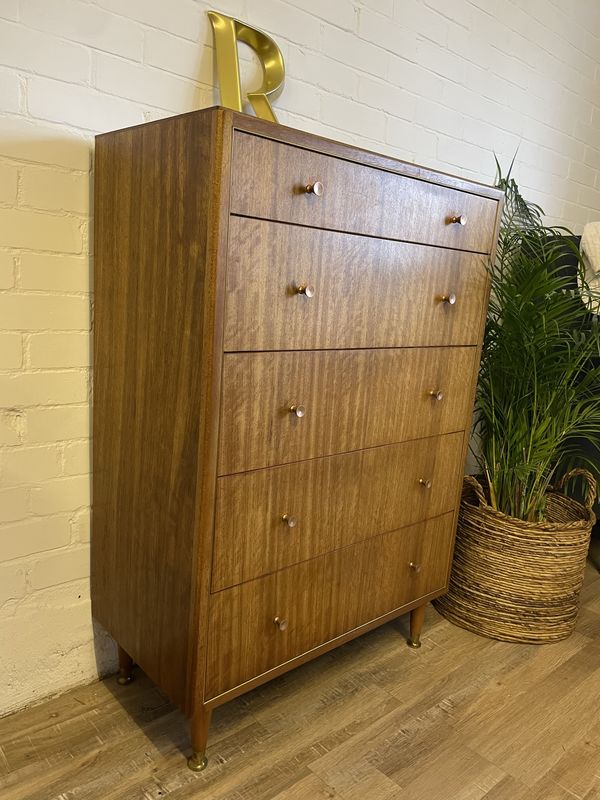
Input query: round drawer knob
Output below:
<box><xmin>409</xmin><ymin>562</ymin><xmax>422</xmax><ymax>573</ymax></box>
<box><xmin>440</xmin><ymin>293</ymin><xmax>457</xmax><ymax>305</ymax></box>
<box><xmin>289</xmin><ymin>404</ymin><xmax>306</xmax><ymax>418</ymax></box>
<box><xmin>296</xmin><ymin>284</ymin><xmax>315</xmax><ymax>298</ymax></box>
<box><xmin>274</xmin><ymin>616</ymin><xmax>288</xmax><ymax>631</ymax></box>
<box><xmin>428</xmin><ymin>389</ymin><xmax>444</xmax><ymax>402</ymax></box>
<box><xmin>282</xmin><ymin>514</ymin><xmax>297</xmax><ymax>528</ymax></box>
<box><xmin>419</xmin><ymin>478</ymin><xmax>432</xmax><ymax>489</ymax></box>
<box><xmin>305</xmin><ymin>181</ymin><xmax>324</xmax><ymax>196</ymax></box>
<box><xmin>449</xmin><ymin>214</ymin><xmax>467</xmax><ymax>225</ymax></box>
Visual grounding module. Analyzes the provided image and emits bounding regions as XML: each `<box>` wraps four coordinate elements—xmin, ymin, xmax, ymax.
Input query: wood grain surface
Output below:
<box><xmin>4</xmin><ymin>563</ymin><xmax>597</xmax><ymax>800</ymax></box>
<box><xmin>218</xmin><ymin>346</ymin><xmax>478</xmax><ymax>474</ymax></box>
<box><xmin>230</xmin><ymin>131</ymin><xmax>498</xmax><ymax>253</ymax></box>
<box><xmin>93</xmin><ymin>109</ymin><xmax>226</xmax><ymax>711</ymax></box>
<box><xmin>212</xmin><ymin>431</ymin><xmax>464</xmax><ymax>591</ymax></box>
<box><xmin>230</xmin><ymin>108</ymin><xmax>505</xmax><ymax>201</ymax></box>
<box><xmin>206</xmin><ymin>513</ymin><xmax>455</xmax><ymax>699</ymax></box>
<box><xmin>224</xmin><ymin>216</ymin><xmax>489</xmax><ymax>351</ymax></box>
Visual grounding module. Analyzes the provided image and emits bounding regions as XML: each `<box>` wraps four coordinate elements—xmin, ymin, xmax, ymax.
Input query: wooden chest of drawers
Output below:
<box><xmin>92</xmin><ymin>107</ymin><xmax>502</xmax><ymax>770</ymax></box>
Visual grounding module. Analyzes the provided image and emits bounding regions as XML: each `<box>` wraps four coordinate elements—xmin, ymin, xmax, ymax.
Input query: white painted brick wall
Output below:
<box><xmin>0</xmin><ymin>0</ymin><xmax>599</xmax><ymax>717</ymax></box>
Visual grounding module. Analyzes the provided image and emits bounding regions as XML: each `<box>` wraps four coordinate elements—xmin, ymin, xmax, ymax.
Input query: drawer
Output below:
<box><xmin>218</xmin><ymin>347</ymin><xmax>478</xmax><ymax>475</ymax></box>
<box><xmin>206</xmin><ymin>512</ymin><xmax>455</xmax><ymax>699</ymax></box>
<box><xmin>224</xmin><ymin>217</ymin><xmax>489</xmax><ymax>351</ymax></box>
<box><xmin>212</xmin><ymin>431</ymin><xmax>464</xmax><ymax>591</ymax></box>
<box><xmin>230</xmin><ymin>132</ymin><xmax>498</xmax><ymax>253</ymax></box>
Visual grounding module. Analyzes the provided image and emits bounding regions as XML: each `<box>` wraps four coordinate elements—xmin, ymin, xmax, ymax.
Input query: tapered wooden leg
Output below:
<box><xmin>117</xmin><ymin>645</ymin><xmax>134</xmax><ymax>685</ymax></box>
<box><xmin>407</xmin><ymin>603</ymin><xmax>427</xmax><ymax>648</ymax></box>
<box><xmin>187</xmin><ymin>705</ymin><xmax>213</xmax><ymax>772</ymax></box>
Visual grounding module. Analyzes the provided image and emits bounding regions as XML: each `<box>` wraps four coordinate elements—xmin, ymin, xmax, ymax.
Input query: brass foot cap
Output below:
<box><xmin>188</xmin><ymin>753</ymin><xmax>208</xmax><ymax>772</ymax></box>
<box><xmin>117</xmin><ymin>674</ymin><xmax>133</xmax><ymax>685</ymax></box>
<box><xmin>407</xmin><ymin>639</ymin><xmax>422</xmax><ymax>649</ymax></box>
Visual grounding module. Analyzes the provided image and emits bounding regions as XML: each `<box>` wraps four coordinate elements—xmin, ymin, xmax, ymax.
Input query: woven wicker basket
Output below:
<box><xmin>434</xmin><ymin>468</ymin><xmax>597</xmax><ymax>644</ymax></box>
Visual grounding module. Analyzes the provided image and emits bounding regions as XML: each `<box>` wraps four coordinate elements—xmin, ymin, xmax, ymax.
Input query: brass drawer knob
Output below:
<box><xmin>409</xmin><ymin>562</ymin><xmax>422</xmax><ymax>573</ymax></box>
<box><xmin>448</xmin><ymin>214</ymin><xmax>467</xmax><ymax>225</ymax></box>
<box><xmin>440</xmin><ymin>293</ymin><xmax>457</xmax><ymax>305</ymax></box>
<box><xmin>289</xmin><ymin>404</ymin><xmax>306</xmax><ymax>418</ymax></box>
<box><xmin>282</xmin><ymin>514</ymin><xmax>297</xmax><ymax>528</ymax></box>
<box><xmin>419</xmin><ymin>478</ymin><xmax>432</xmax><ymax>489</ymax></box>
<box><xmin>296</xmin><ymin>284</ymin><xmax>315</xmax><ymax>298</ymax></box>
<box><xmin>305</xmin><ymin>181</ymin><xmax>324</xmax><ymax>196</ymax></box>
<box><xmin>274</xmin><ymin>616</ymin><xmax>288</xmax><ymax>631</ymax></box>
<box><xmin>428</xmin><ymin>389</ymin><xmax>444</xmax><ymax>402</ymax></box>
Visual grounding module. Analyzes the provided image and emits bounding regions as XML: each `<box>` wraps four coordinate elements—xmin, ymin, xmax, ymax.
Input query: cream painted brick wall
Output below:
<box><xmin>0</xmin><ymin>161</ymin><xmax>18</xmax><ymax>203</ymax></box>
<box><xmin>20</xmin><ymin>0</ymin><xmax>145</xmax><ymax>59</ymax></box>
<box><xmin>0</xmin><ymin>515</ymin><xmax>70</xmax><ymax>561</ymax></box>
<box><xmin>0</xmin><ymin>371</ymin><xmax>88</xmax><ymax>406</ymax></box>
<box><xmin>26</xmin><ymin>405</ymin><xmax>89</xmax><ymax>443</ymax></box>
<box><xmin>21</xmin><ymin>166</ymin><xmax>89</xmax><ymax>214</ymax></box>
<box><xmin>20</xmin><ymin>253</ymin><xmax>90</xmax><ymax>293</ymax></box>
<box><xmin>63</xmin><ymin>440</ymin><xmax>90</xmax><ymax>476</ymax></box>
<box><xmin>0</xmin><ymin>0</ymin><xmax>599</xmax><ymax>718</ymax></box>
<box><xmin>71</xmin><ymin>508</ymin><xmax>90</xmax><ymax>544</ymax></box>
<box><xmin>0</xmin><ymin>410</ymin><xmax>23</xmax><ymax>446</ymax></box>
<box><xmin>0</xmin><ymin>486</ymin><xmax>29</xmax><ymax>523</ymax></box>
<box><xmin>0</xmin><ymin>68</ymin><xmax>21</xmax><ymax>114</ymax></box>
<box><xmin>29</xmin><ymin>332</ymin><xmax>90</xmax><ymax>368</ymax></box>
<box><xmin>0</xmin><ymin>19</ymin><xmax>91</xmax><ymax>85</ymax></box>
<box><xmin>0</xmin><ymin>334</ymin><xmax>21</xmax><ymax>369</ymax></box>
<box><xmin>1</xmin><ymin>444</ymin><xmax>62</xmax><ymax>483</ymax></box>
<box><xmin>31</xmin><ymin>474</ymin><xmax>89</xmax><ymax>515</ymax></box>
<box><xmin>0</xmin><ymin>293</ymin><xmax>89</xmax><ymax>328</ymax></box>
<box><xmin>0</xmin><ymin>118</ymin><xmax>90</xmax><ymax>169</ymax></box>
<box><xmin>29</xmin><ymin>545</ymin><xmax>89</xmax><ymax>590</ymax></box>
<box><xmin>0</xmin><ymin>208</ymin><xmax>83</xmax><ymax>252</ymax></box>
<box><xmin>0</xmin><ymin>562</ymin><xmax>27</xmax><ymax>605</ymax></box>
<box><xmin>0</xmin><ymin>253</ymin><xmax>15</xmax><ymax>290</ymax></box>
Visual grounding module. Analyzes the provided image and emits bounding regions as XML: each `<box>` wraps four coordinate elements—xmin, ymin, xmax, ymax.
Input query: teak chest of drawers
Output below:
<box><xmin>92</xmin><ymin>106</ymin><xmax>503</xmax><ymax>770</ymax></box>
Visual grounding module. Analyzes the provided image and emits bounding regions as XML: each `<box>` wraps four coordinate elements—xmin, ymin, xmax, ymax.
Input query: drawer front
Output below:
<box><xmin>206</xmin><ymin>513</ymin><xmax>455</xmax><ymax>699</ymax></box>
<box><xmin>224</xmin><ymin>217</ymin><xmax>489</xmax><ymax>351</ymax></box>
<box><xmin>213</xmin><ymin>431</ymin><xmax>464</xmax><ymax>591</ymax></box>
<box><xmin>218</xmin><ymin>347</ymin><xmax>478</xmax><ymax>475</ymax></box>
<box><xmin>230</xmin><ymin>132</ymin><xmax>498</xmax><ymax>253</ymax></box>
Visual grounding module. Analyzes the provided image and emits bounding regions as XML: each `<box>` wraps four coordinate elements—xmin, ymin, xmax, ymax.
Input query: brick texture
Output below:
<box><xmin>1</xmin><ymin>0</ymin><xmax>599</xmax><ymax>717</ymax></box>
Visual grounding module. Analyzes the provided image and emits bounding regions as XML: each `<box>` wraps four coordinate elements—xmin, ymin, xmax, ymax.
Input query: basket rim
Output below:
<box><xmin>462</xmin><ymin>475</ymin><xmax>597</xmax><ymax>532</ymax></box>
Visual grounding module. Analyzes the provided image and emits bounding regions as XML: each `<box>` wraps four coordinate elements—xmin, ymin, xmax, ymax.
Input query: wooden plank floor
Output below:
<box><xmin>1</xmin><ymin>555</ymin><xmax>599</xmax><ymax>800</ymax></box>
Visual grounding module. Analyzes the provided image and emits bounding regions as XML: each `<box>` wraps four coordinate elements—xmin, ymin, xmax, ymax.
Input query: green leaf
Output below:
<box><xmin>475</xmin><ymin>162</ymin><xmax>600</xmax><ymax>519</ymax></box>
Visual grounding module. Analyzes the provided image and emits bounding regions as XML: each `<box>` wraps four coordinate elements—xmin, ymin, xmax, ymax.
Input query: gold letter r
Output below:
<box><xmin>208</xmin><ymin>11</ymin><xmax>285</xmax><ymax>123</ymax></box>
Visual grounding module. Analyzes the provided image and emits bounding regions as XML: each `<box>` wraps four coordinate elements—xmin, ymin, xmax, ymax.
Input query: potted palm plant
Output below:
<box><xmin>434</xmin><ymin>165</ymin><xmax>600</xmax><ymax>643</ymax></box>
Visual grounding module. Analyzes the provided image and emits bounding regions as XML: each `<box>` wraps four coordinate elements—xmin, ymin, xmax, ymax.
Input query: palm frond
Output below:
<box><xmin>475</xmin><ymin>162</ymin><xmax>600</xmax><ymax>520</ymax></box>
